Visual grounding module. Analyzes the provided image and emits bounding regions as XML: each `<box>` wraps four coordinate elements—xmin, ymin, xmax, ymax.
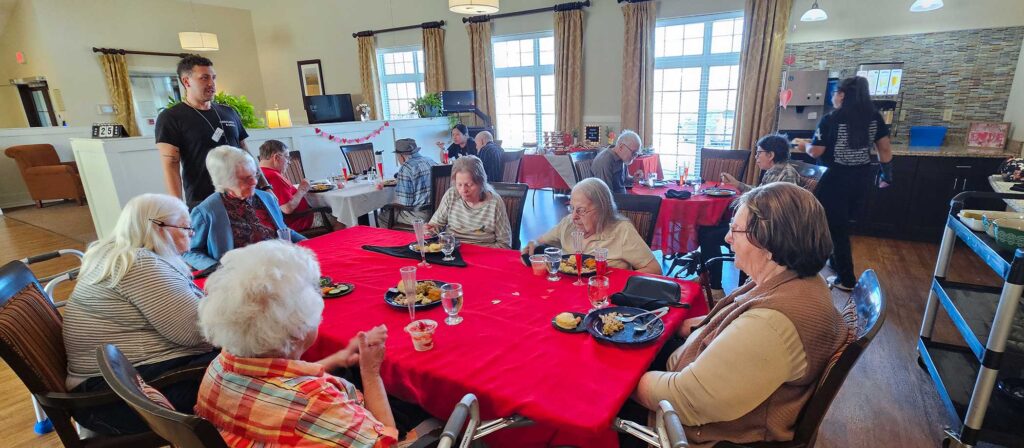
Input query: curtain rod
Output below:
<box><xmin>462</xmin><ymin>0</ymin><xmax>590</xmax><ymax>24</ymax></box>
<box><xmin>353</xmin><ymin>20</ymin><xmax>445</xmax><ymax>38</ymax></box>
<box><xmin>92</xmin><ymin>47</ymin><xmax>191</xmax><ymax>58</ymax></box>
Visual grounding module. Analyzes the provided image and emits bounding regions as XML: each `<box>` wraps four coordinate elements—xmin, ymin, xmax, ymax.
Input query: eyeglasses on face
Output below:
<box><xmin>567</xmin><ymin>205</ymin><xmax>594</xmax><ymax>216</ymax></box>
<box><xmin>150</xmin><ymin>219</ymin><xmax>196</xmax><ymax>236</ymax></box>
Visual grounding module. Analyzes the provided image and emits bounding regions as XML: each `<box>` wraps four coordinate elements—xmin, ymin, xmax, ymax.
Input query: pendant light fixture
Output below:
<box><xmin>449</xmin><ymin>0</ymin><xmax>499</xmax><ymax>15</ymax></box>
<box><xmin>800</xmin><ymin>1</ymin><xmax>828</xmax><ymax>22</ymax></box>
<box><xmin>909</xmin><ymin>0</ymin><xmax>943</xmax><ymax>12</ymax></box>
<box><xmin>179</xmin><ymin>0</ymin><xmax>219</xmax><ymax>52</ymax></box>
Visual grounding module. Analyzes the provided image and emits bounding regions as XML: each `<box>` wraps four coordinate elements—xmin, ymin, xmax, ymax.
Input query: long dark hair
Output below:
<box><xmin>833</xmin><ymin>76</ymin><xmax>877</xmax><ymax>148</ymax></box>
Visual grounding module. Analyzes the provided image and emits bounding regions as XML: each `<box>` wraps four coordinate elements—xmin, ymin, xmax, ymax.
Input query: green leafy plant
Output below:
<box><xmin>410</xmin><ymin>93</ymin><xmax>443</xmax><ymax>118</ymax></box>
<box><xmin>163</xmin><ymin>92</ymin><xmax>265</xmax><ymax>128</ymax></box>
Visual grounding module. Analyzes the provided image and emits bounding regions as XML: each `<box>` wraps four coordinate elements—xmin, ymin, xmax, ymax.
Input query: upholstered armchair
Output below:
<box><xmin>4</xmin><ymin>144</ymin><xmax>86</xmax><ymax>207</ymax></box>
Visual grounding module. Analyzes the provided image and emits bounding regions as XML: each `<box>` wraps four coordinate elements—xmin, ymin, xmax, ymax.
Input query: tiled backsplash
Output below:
<box><xmin>785</xmin><ymin>27</ymin><xmax>1024</xmax><ymax>144</ymax></box>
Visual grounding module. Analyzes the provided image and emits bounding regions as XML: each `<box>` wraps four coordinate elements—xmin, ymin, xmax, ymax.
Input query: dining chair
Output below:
<box><xmin>699</xmin><ymin>149</ymin><xmax>749</xmax><ymax>184</ymax></box>
<box><xmin>96</xmin><ymin>344</ymin><xmax>227</xmax><ymax>448</ymax></box>
<box><xmin>613</xmin><ymin>193</ymin><xmax>662</xmax><ymax>245</ymax></box>
<box><xmin>431</xmin><ymin>164</ymin><xmax>454</xmax><ymax>215</ymax></box>
<box><xmin>0</xmin><ymin>261</ymin><xmax>168</xmax><ymax>448</ymax></box>
<box><xmin>492</xmin><ymin>182</ymin><xmax>529</xmax><ymax>250</ymax></box>
<box><xmin>340</xmin><ymin>143</ymin><xmax>375</xmax><ymax>175</ymax></box>
<box><xmin>570</xmin><ymin>150</ymin><xmax>599</xmax><ymax>183</ymax></box>
<box><xmin>501</xmin><ymin>148</ymin><xmax>525</xmax><ymax>183</ymax></box>
<box><xmin>786</xmin><ymin>160</ymin><xmax>828</xmax><ymax>193</ymax></box>
<box><xmin>276</xmin><ymin>150</ymin><xmax>334</xmax><ymax>237</ymax></box>
<box><xmin>714</xmin><ymin>269</ymin><xmax>887</xmax><ymax>448</ymax></box>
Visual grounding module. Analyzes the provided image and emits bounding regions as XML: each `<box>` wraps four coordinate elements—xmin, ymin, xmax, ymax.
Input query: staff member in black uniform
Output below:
<box><xmin>435</xmin><ymin>123</ymin><xmax>477</xmax><ymax>160</ymax></box>
<box><xmin>156</xmin><ymin>55</ymin><xmax>265</xmax><ymax>209</ymax></box>
<box><xmin>807</xmin><ymin>76</ymin><xmax>893</xmax><ymax>291</ymax></box>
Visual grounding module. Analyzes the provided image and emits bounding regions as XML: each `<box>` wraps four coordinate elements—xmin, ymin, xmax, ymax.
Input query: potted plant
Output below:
<box><xmin>410</xmin><ymin>93</ymin><xmax>443</xmax><ymax>118</ymax></box>
<box><xmin>163</xmin><ymin>92</ymin><xmax>265</xmax><ymax>128</ymax></box>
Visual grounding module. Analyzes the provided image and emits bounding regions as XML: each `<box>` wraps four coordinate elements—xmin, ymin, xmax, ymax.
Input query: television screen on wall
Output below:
<box><xmin>306</xmin><ymin>94</ymin><xmax>355</xmax><ymax>124</ymax></box>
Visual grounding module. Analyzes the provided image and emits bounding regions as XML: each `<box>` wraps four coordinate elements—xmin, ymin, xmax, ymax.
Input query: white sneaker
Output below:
<box><xmin>827</xmin><ymin>275</ymin><xmax>853</xmax><ymax>292</ymax></box>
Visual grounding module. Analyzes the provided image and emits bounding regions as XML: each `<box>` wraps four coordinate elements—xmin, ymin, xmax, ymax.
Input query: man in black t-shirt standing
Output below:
<box><xmin>156</xmin><ymin>55</ymin><xmax>265</xmax><ymax>208</ymax></box>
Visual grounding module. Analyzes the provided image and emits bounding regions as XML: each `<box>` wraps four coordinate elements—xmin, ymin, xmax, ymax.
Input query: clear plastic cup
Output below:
<box><xmin>530</xmin><ymin>254</ymin><xmax>548</xmax><ymax>276</ymax></box>
<box><xmin>405</xmin><ymin>319</ymin><xmax>438</xmax><ymax>351</ymax></box>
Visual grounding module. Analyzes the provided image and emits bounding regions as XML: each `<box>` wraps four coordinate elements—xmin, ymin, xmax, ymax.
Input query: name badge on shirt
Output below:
<box><xmin>211</xmin><ymin>127</ymin><xmax>224</xmax><ymax>142</ymax></box>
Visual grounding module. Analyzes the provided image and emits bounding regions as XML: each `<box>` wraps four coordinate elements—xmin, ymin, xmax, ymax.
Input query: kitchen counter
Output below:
<box><xmin>889</xmin><ymin>144</ymin><xmax>1014</xmax><ymax>158</ymax></box>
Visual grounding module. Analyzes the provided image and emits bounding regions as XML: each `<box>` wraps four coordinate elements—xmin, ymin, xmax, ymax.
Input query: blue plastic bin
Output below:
<box><xmin>909</xmin><ymin>126</ymin><xmax>947</xmax><ymax>147</ymax></box>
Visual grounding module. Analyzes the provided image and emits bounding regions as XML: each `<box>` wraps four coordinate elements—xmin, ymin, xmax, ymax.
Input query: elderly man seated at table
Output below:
<box><xmin>593</xmin><ymin>130</ymin><xmax>644</xmax><ymax>194</ymax></box>
<box><xmin>63</xmin><ymin>193</ymin><xmax>217</xmax><ymax>435</ymax></box>
<box><xmin>474</xmin><ymin>130</ymin><xmax>504</xmax><ymax>183</ymax></box>
<box><xmin>631</xmin><ymin>183</ymin><xmax>851</xmax><ymax>447</ymax></box>
<box><xmin>381</xmin><ymin>138</ymin><xmax>437</xmax><ymax>229</ymax></box>
<box><xmin>426</xmin><ymin>155</ymin><xmax>511</xmax><ymax>249</ymax></box>
<box><xmin>257</xmin><ymin>139</ymin><xmax>315</xmax><ymax>232</ymax></box>
<box><xmin>195</xmin><ymin>240</ymin><xmax>405</xmax><ymax>447</ymax></box>
<box><xmin>524</xmin><ymin>178</ymin><xmax>661</xmax><ymax>274</ymax></box>
<box><xmin>185</xmin><ymin>145</ymin><xmax>304</xmax><ymax>270</ymax></box>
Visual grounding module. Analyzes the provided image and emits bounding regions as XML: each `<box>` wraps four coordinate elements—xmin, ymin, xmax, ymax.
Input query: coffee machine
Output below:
<box><xmin>777</xmin><ymin>70</ymin><xmax>830</xmax><ymax>140</ymax></box>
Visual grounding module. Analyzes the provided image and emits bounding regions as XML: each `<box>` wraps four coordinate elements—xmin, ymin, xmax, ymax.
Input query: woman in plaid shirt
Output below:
<box><xmin>195</xmin><ymin>240</ymin><xmax>399</xmax><ymax>447</ymax></box>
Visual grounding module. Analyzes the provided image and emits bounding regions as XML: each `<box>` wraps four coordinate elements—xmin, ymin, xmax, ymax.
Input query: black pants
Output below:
<box><xmin>71</xmin><ymin>350</ymin><xmax>219</xmax><ymax>435</ymax></box>
<box><xmin>617</xmin><ymin>336</ymin><xmax>688</xmax><ymax>448</ymax></box>
<box><xmin>697</xmin><ymin>225</ymin><xmax>730</xmax><ymax>290</ymax></box>
<box><xmin>814</xmin><ymin>165</ymin><xmax>873</xmax><ymax>287</ymax></box>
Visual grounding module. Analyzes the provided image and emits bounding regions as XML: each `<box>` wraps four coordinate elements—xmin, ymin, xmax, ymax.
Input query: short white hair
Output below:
<box><xmin>616</xmin><ymin>129</ymin><xmax>642</xmax><ymax>150</ymax></box>
<box><xmin>475</xmin><ymin>130</ymin><xmax>493</xmax><ymax>144</ymax></box>
<box><xmin>206</xmin><ymin>145</ymin><xmax>256</xmax><ymax>193</ymax></box>
<box><xmin>198</xmin><ymin>240</ymin><xmax>323</xmax><ymax>358</ymax></box>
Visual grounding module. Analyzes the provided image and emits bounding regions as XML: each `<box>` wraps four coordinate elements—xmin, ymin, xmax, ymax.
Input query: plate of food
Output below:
<box><xmin>584</xmin><ymin>306</ymin><xmax>665</xmax><ymax>345</ymax></box>
<box><xmin>319</xmin><ymin>276</ymin><xmax>333</xmax><ymax>287</ymax></box>
<box><xmin>559</xmin><ymin>254</ymin><xmax>598</xmax><ymax>276</ymax></box>
<box><xmin>703</xmin><ymin>187</ymin><xmax>736</xmax><ymax>197</ymax></box>
<box><xmin>382</xmin><ymin>179</ymin><xmax>398</xmax><ymax>187</ymax></box>
<box><xmin>408</xmin><ymin>236</ymin><xmax>460</xmax><ymax>254</ymax></box>
<box><xmin>385</xmin><ymin>280</ymin><xmax>447</xmax><ymax>310</ymax></box>
<box><xmin>309</xmin><ymin>183</ymin><xmax>335</xmax><ymax>193</ymax></box>
<box><xmin>551</xmin><ymin>312</ymin><xmax>587</xmax><ymax>333</ymax></box>
<box><xmin>322</xmin><ymin>282</ymin><xmax>355</xmax><ymax>298</ymax></box>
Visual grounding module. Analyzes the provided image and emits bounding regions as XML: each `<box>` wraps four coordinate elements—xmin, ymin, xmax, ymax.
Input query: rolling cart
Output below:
<box><xmin>918</xmin><ymin>191</ymin><xmax>1024</xmax><ymax>447</ymax></box>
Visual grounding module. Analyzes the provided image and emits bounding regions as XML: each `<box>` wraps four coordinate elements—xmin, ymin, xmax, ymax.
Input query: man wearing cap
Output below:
<box><xmin>381</xmin><ymin>138</ymin><xmax>437</xmax><ymax>228</ymax></box>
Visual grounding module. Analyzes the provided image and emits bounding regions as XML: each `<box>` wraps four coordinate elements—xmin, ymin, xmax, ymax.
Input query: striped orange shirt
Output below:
<box><xmin>195</xmin><ymin>352</ymin><xmax>397</xmax><ymax>447</ymax></box>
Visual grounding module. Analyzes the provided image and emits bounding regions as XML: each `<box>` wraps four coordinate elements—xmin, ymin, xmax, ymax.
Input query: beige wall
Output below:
<box><xmin>244</xmin><ymin>0</ymin><xmax>743</xmax><ymax>128</ymax></box>
<box><xmin>0</xmin><ymin>0</ymin><xmax>266</xmax><ymax>130</ymax></box>
<box><xmin>0</xmin><ymin>0</ymin><xmax>54</xmax><ymax>128</ymax></box>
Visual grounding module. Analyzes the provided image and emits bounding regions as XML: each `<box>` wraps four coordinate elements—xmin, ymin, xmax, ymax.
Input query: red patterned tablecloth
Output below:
<box><xmin>629</xmin><ymin>183</ymin><xmax>737</xmax><ymax>254</ymax></box>
<box><xmin>242</xmin><ymin>226</ymin><xmax>708</xmax><ymax>448</ymax></box>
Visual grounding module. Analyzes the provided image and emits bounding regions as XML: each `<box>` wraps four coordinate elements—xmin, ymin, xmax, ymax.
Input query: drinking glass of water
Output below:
<box><xmin>439</xmin><ymin>232</ymin><xmax>456</xmax><ymax>262</ymax></box>
<box><xmin>544</xmin><ymin>247</ymin><xmax>561</xmax><ymax>282</ymax></box>
<box><xmin>440</xmin><ymin>283</ymin><xmax>464</xmax><ymax>325</ymax></box>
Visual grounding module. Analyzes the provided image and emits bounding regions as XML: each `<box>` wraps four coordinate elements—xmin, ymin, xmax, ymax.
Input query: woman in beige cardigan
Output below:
<box><xmin>632</xmin><ymin>182</ymin><xmax>851</xmax><ymax>447</ymax></box>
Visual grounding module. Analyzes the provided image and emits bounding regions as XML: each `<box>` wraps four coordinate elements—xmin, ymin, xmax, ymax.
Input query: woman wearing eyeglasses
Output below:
<box><xmin>63</xmin><ymin>193</ymin><xmax>218</xmax><ymax>435</ymax></box>
<box><xmin>523</xmin><ymin>178</ymin><xmax>661</xmax><ymax>274</ymax></box>
<box><xmin>719</xmin><ymin>134</ymin><xmax>800</xmax><ymax>192</ymax></box>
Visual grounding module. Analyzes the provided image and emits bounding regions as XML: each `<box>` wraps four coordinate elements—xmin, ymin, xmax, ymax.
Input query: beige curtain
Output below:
<box><xmin>467</xmin><ymin>22</ymin><xmax>496</xmax><ymax>128</ymax></box>
<box><xmin>423</xmin><ymin>27</ymin><xmax>447</xmax><ymax>94</ymax></box>
<box><xmin>555</xmin><ymin>9</ymin><xmax>584</xmax><ymax>136</ymax></box>
<box><xmin>733</xmin><ymin>0</ymin><xmax>793</xmax><ymax>184</ymax></box>
<box><xmin>357</xmin><ymin>35</ymin><xmax>383</xmax><ymax>120</ymax></box>
<box><xmin>620</xmin><ymin>2</ymin><xmax>656</xmax><ymax>146</ymax></box>
<box><xmin>99</xmin><ymin>53</ymin><xmax>140</xmax><ymax>136</ymax></box>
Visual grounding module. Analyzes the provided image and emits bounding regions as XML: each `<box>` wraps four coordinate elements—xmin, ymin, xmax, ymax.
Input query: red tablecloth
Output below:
<box><xmin>282</xmin><ymin>227</ymin><xmax>706</xmax><ymax>448</ymax></box>
<box><xmin>519</xmin><ymin>153</ymin><xmax>574</xmax><ymax>190</ymax></box>
<box><xmin>629</xmin><ymin>183</ymin><xmax>737</xmax><ymax>254</ymax></box>
<box><xmin>629</xmin><ymin>154</ymin><xmax>663</xmax><ymax>180</ymax></box>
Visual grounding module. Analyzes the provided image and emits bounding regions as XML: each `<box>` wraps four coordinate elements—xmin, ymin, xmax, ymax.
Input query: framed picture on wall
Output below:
<box><xmin>297</xmin><ymin>59</ymin><xmax>325</xmax><ymax>97</ymax></box>
<box><xmin>966</xmin><ymin>122</ymin><xmax>1010</xmax><ymax>149</ymax></box>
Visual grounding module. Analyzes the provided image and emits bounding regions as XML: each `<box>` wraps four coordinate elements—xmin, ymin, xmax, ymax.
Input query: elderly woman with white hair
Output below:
<box><xmin>426</xmin><ymin>155</ymin><xmax>512</xmax><ymax>249</ymax></box>
<box><xmin>184</xmin><ymin>145</ymin><xmax>304</xmax><ymax>270</ymax></box>
<box><xmin>63</xmin><ymin>193</ymin><xmax>217</xmax><ymax>435</ymax></box>
<box><xmin>194</xmin><ymin>241</ymin><xmax>402</xmax><ymax>447</ymax></box>
<box><xmin>524</xmin><ymin>178</ymin><xmax>662</xmax><ymax>274</ymax></box>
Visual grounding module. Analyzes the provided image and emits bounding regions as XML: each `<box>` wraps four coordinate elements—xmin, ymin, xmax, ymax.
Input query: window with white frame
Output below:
<box><xmin>492</xmin><ymin>32</ymin><xmax>555</xmax><ymax>147</ymax></box>
<box><xmin>377</xmin><ymin>47</ymin><xmax>426</xmax><ymax>120</ymax></box>
<box><xmin>653</xmin><ymin>12</ymin><xmax>743</xmax><ymax>176</ymax></box>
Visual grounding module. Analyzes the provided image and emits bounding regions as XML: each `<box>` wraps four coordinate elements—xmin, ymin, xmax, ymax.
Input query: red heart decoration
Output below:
<box><xmin>315</xmin><ymin>128</ymin><xmax>321</xmax><ymax>134</ymax></box>
<box><xmin>779</xmin><ymin>89</ymin><xmax>794</xmax><ymax>109</ymax></box>
<box><xmin>384</xmin><ymin>121</ymin><xmax>390</xmax><ymax>126</ymax></box>
<box><xmin>783</xmin><ymin>54</ymin><xmax>796</xmax><ymax>66</ymax></box>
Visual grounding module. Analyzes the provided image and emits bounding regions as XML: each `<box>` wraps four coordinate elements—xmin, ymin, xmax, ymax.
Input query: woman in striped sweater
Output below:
<box><xmin>426</xmin><ymin>155</ymin><xmax>512</xmax><ymax>249</ymax></box>
<box><xmin>62</xmin><ymin>193</ymin><xmax>217</xmax><ymax>435</ymax></box>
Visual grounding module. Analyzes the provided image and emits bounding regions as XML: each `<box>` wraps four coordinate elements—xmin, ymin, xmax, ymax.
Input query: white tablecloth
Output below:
<box><xmin>989</xmin><ymin>175</ymin><xmax>1024</xmax><ymax>213</ymax></box>
<box><xmin>305</xmin><ymin>180</ymin><xmax>395</xmax><ymax>227</ymax></box>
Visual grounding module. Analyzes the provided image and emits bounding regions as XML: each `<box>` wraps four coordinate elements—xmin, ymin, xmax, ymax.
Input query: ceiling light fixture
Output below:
<box><xmin>179</xmin><ymin>0</ymin><xmax>219</xmax><ymax>52</ymax></box>
<box><xmin>800</xmin><ymin>1</ymin><xmax>828</xmax><ymax>22</ymax></box>
<box><xmin>449</xmin><ymin>0</ymin><xmax>499</xmax><ymax>15</ymax></box>
<box><xmin>909</xmin><ymin>0</ymin><xmax>944</xmax><ymax>12</ymax></box>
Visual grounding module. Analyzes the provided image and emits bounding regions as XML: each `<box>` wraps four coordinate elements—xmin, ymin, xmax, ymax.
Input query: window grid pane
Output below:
<box><xmin>654</xmin><ymin>14</ymin><xmax>741</xmax><ymax>176</ymax></box>
<box><xmin>378</xmin><ymin>47</ymin><xmax>426</xmax><ymax>120</ymax></box>
<box><xmin>493</xmin><ymin>33</ymin><xmax>555</xmax><ymax>147</ymax></box>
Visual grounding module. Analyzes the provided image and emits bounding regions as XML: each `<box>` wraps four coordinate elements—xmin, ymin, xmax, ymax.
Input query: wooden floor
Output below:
<box><xmin>0</xmin><ymin>195</ymin><xmax>1007</xmax><ymax>447</ymax></box>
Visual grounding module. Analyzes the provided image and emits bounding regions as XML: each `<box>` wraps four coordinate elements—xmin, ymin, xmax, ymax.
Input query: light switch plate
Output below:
<box><xmin>943</xmin><ymin>109</ymin><xmax>953</xmax><ymax>121</ymax></box>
